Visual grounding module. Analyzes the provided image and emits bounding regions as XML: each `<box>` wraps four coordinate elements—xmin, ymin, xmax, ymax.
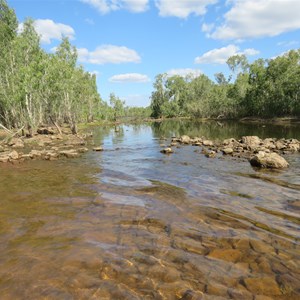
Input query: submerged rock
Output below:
<box><xmin>161</xmin><ymin>147</ymin><xmax>174</xmax><ymax>154</ymax></box>
<box><xmin>250</xmin><ymin>152</ymin><xmax>289</xmax><ymax>169</ymax></box>
<box><xmin>93</xmin><ymin>146</ymin><xmax>103</xmax><ymax>151</ymax></box>
<box><xmin>0</xmin><ymin>155</ymin><xmax>9</xmax><ymax>163</ymax></box>
<box><xmin>59</xmin><ymin>150</ymin><xmax>80</xmax><ymax>158</ymax></box>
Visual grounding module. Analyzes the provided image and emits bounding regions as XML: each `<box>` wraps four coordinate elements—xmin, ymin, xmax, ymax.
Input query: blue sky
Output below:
<box><xmin>9</xmin><ymin>0</ymin><xmax>300</xmax><ymax>107</ymax></box>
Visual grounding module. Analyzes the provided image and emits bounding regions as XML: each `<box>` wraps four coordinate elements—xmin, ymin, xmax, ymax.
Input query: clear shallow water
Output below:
<box><xmin>0</xmin><ymin>120</ymin><xmax>299</xmax><ymax>299</ymax></box>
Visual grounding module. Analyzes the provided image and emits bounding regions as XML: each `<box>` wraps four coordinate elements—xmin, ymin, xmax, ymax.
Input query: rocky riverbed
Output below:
<box><xmin>0</xmin><ymin>126</ymin><xmax>103</xmax><ymax>164</ymax></box>
<box><xmin>160</xmin><ymin>135</ymin><xmax>299</xmax><ymax>169</ymax></box>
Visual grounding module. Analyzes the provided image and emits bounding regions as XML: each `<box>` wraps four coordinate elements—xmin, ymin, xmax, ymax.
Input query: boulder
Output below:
<box><xmin>241</xmin><ymin>136</ymin><xmax>261</xmax><ymax>149</ymax></box>
<box><xmin>180</xmin><ymin>135</ymin><xmax>191</xmax><ymax>144</ymax></box>
<box><xmin>160</xmin><ymin>147</ymin><xmax>173</xmax><ymax>154</ymax></box>
<box><xmin>250</xmin><ymin>152</ymin><xmax>289</xmax><ymax>169</ymax></box>
<box><xmin>223</xmin><ymin>138</ymin><xmax>239</xmax><ymax>147</ymax></box>
<box><xmin>222</xmin><ymin>147</ymin><xmax>234</xmax><ymax>155</ymax></box>
<box><xmin>275</xmin><ymin>140</ymin><xmax>286</xmax><ymax>150</ymax></box>
<box><xmin>0</xmin><ymin>145</ymin><xmax>4</xmax><ymax>152</ymax></box>
<box><xmin>202</xmin><ymin>140</ymin><xmax>214</xmax><ymax>147</ymax></box>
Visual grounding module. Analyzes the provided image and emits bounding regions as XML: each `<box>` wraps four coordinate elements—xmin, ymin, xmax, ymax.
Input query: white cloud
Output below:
<box><xmin>80</xmin><ymin>0</ymin><xmax>148</xmax><ymax>14</ymax></box>
<box><xmin>18</xmin><ymin>19</ymin><xmax>75</xmax><ymax>44</ymax></box>
<box><xmin>167</xmin><ymin>68</ymin><xmax>202</xmax><ymax>78</ymax></box>
<box><xmin>277</xmin><ymin>40</ymin><xmax>299</xmax><ymax>47</ymax></box>
<box><xmin>201</xmin><ymin>22</ymin><xmax>215</xmax><ymax>33</ymax></box>
<box><xmin>211</xmin><ymin>0</ymin><xmax>300</xmax><ymax>40</ymax></box>
<box><xmin>78</xmin><ymin>45</ymin><xmax>141</xmax><ymax>64</ymax></box>
<box><xmin>109</xmin><ymin>73</ymin><xmax>150</xmax><ymax>83</ymax></box>
<box><xmin>155</xmin><ymin>0</ymin><xmax>217</xmax><ymax>18</ymax></box>
<box><xmin>195</xmin><ymin>44</ymin><xmax>259</xmax><ymax>64</ymax></box>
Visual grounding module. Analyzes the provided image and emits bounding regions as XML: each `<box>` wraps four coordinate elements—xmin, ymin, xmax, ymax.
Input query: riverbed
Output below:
<box><xmin>0</xmin><ymin>120</ymin><xmax>299</xmax><ymax>299</ymax></box>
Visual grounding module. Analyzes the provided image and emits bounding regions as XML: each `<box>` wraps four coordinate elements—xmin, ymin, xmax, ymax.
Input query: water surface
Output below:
<box><xmin>0</xmin><ymin>120</ymin><xmax>299</xmax><ymax>299</ymax></box>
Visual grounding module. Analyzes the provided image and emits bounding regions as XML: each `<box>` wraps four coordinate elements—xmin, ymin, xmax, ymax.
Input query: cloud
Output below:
<box><xmin>201</xmin><ymin>22</ymin><xmax>215</xmax><ymax>34</ymax></box>
<box><xmin>210</xmin><ymin>0</ymin><xmax>300</xmax><ymax>40</ymax></box>
<box><xmin>155</xmin><ymin>0</ymin><xmax>217</xmax><ymax>18</ymax></box>
<box><xmin>78</xmin><ymin>45</ymin><xmax>141</xmax><ymax>64</ymax></box>
<box><xmin>85</xmin><ymin>18</ymin><xmax>95</xmax><ymax>25</ymax></box>
<box><xmin>277</xmin><ymin>40</ymin><xmax>299</xmax><ymax>48</ymax></box>
<box><xmin>18</xmin><ymin>19</ymin><xmax>75</xmax><ymax>44</ymax></box>
<box><xmin>195</xmin><ymin>44</ymin><xmax>259</xmax><ymax>64</ymax></box>
<box><xmin>109</xmin><ymin>73</ymin><xmax>150</xmax><ymax>83</ymax></box>
<box><xmin>166</xmin><ymin>68</ymin><xmax>202</xmax><ymax>78</ymax></box>
<box><xmin>80</xmin><ymin>0</ymin><xmax>148</xmax><ymax>14</ymax></box>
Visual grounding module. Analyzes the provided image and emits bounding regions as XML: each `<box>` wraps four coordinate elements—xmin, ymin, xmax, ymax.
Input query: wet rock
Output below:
<box><xmin>254</xmin><ymin>295</ymin><xmax>274</xmax><ymax>300</ymax></box>
<box><xmin>207</xmin><ymin>248</ymin><xmax>242</xmax><ymax>263</ymax></box>
<box><xmin>249</xmin><ymin>240</ymin><xmax>274</xmax><ymax>254</ymax></box>
<box><xmin>250</xmin><ymin>152</ymin><xmax>289</xmax><ymax>169</ymax></box>
<box><xmin>161</xmin><ymin>147</ymin><xmax>174</xmax><ymax>154</ymax></box>
<box><xmin>170</xmin><ymin>142</ymin><xmax>178</xmax><ymax>146</ymax></box>
<box><xmin>179</xmin><ymin>289</ymin><xmax>204</xmax><ymax>300</ymax></box>
<box><xmin>222</xmin><ymin>147</ymin><xmax>234</xmax><ymax>155</ymax></box>
<box><xmin>93</xmin><ymin>146</ymin><xmax>103</xmax><ymax>151</ymax></box>
<box><xmin>206</xmin><ymin>283</ymin><xmax>228</xmax><ymax>297</ymax></box>
<box><xmin>9</xmin><ymin>150</ymin><xmax>19</xmax><ymax>160</ymax></box>
<box><xmin>180</xmin><ymin>135</ymin><xmax>191</xmax><ymax>144</ymax></box>
<box><xmin>227</xmin><ymin>286</ymin><xmax>253</xmax><ymax>299</ymax></box>
<box><xmin>59</xmin><ymin>150</ymin><xmax>80</xmax><ymax>158</ymax></box>
<box><xmin>242</xmin><ymin>277</ymin><xmax>281</xmax><ymax>296</ymax></box>
<box><xmin>203</xmin><ymin>150</ymin><xmax>216</xmax><ymax>158</ymax></box>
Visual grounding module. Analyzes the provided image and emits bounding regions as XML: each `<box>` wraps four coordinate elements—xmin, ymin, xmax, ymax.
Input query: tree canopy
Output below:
<box><xmin>150</xmin><ymin>50</ymin><xmax>300</xmax><ymax>119</ymax></box>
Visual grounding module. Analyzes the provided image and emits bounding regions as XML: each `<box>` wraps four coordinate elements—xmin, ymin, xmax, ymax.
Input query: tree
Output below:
<box><xmin>150</xmin><ymin>73</ymin><xmax>168</xmax><ymax>118</ymax></box>
<box><xmin>109</xmin><ymin>93</ymin><xmax>125</xmax><ymax>121</ymax></box>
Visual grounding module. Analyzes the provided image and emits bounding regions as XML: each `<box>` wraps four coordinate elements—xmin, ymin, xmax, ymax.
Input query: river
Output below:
<box><xmin>0</xmin><ymin>120</ymin><xmax>299</xmax><ymax>299</ymax></box>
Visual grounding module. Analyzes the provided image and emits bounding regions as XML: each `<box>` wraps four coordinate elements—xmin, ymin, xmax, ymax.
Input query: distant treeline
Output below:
<box><xmin>150</xmin><ymin>49</ymin><xmax>300</xmax><ymax>119</ymax></box>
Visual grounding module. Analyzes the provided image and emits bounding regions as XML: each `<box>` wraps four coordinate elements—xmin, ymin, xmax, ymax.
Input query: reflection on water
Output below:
<box><xmin>0</xmin><ymin>120</ymin><xmax>299</xmax><ymax>299</ymax></box>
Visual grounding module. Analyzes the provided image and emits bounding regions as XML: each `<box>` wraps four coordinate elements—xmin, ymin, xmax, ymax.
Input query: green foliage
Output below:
<box><xmin>109</xmin><ymin>93</ymin><xmax>125</xmax><ymax>121</ymax></box>
<box><xmin>0</xmin><ymin>1</ymin><xmax>105</xmax><ymax>132</ymax></box>
<box><xmin>150</xmin><ymin>50</ymin><xmax>300</xmax><ymax>119</ymax></box>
